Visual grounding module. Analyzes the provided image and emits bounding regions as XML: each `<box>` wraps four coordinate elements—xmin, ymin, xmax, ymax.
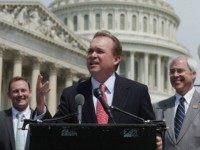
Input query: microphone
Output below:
<box><xmin>75</xmin><ymin>94</ymin><xmax>85</xmax><ymax>124</ymax></box>
<box><xmin>93</xmin><ymin>88</ymin><xmax>116</xmax><ymax>124</ymax></box>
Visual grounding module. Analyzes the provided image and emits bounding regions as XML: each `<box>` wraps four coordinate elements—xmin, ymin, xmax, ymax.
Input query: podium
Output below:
<box><xmin>29</xmin><ymin>123</ymin><xmax>162</xmax><ymax>150</ymax></box>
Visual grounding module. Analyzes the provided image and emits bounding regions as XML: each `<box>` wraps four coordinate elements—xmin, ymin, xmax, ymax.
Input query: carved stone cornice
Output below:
<box><xmin>0</xmin><ymin>2</ymin><xmax>87</xmax><ymax>56</ymax></box>
<box><xmin>0</xmin><ymin>45</ymin><xmax>6</xmax><ymax>57</ymax></box>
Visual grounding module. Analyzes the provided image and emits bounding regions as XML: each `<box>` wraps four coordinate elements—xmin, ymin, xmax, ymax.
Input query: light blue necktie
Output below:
<box><xmin>15</xmin><ymin>113</ymin><xmax>26</xmax><ymax>150</ymax></box>
<box><xmin>174</xmin><ymin>97</ymin><xmax>185</xmax><ymax>139</ymax></box>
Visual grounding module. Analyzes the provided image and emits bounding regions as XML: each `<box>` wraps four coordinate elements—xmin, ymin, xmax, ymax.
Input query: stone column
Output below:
<box><xmin>167</xmin><ymin>20</ymin><xmax>170</xmax><ymax>39</ymax></box>
<box><xmin>13</xmin><ymin>54</ymin><xmax>22</xmax><ymax>77</ymax></box>
<box><xmin>115</xmin><ymin>11</ymin><xmax>119</xmax><ymax>31</ymax></box>
<box><xmin>30</xmin><ymin>58</ymin><xmax>40</xmax><ymax>108</ymax></box>
<box><xmin>167</xmin><ymin>57</ymin><xmax>172</xmax><ymax>93</ymax></box>
<box><xmin>139</xmin><ymin>55</ymin><xmax>144</xmax><ymax>83</ymax></box>
<box><xmin>127</xmin><ymin>10</ymin><xmax>131</xmax><ymax>31</ymax></box>
<box><xmin>90</xmin><ymin>10</ymin><xmax>95</xmax><ymax>30</ymax></box>
<box><xmin>149</xmin><ymin>58</ymin><xmax>155</xmax><ymax>88</ymax></box>
<box><xmin>129</xmin><ymin>51</ymin><xmax>135</xmax><ymax>80</ymax></box>
<box><xmin>158</xmin><ymin>16</ymin><xmax>162</xmax><ymax>36</ymax></box>
<box><xmin>78</xmin><ymin>13</ymin><xmax>83</xmax><ymax>31</ymax></box>
<box><xmin>138</xmin><ymin>12</ymin><xmax>143</xmax><ymax>32</ymax></box>
<box><xmin>144</xmin><ymin>53</ymin><xmax>149</xmax><ymax>85</ymax></box>
<box><xmin>156</xmin><ymin>55</ymin><xmax>161</xmax><ymax>91</ymax></box>
<box><xmin>65</xmin><ymin>69</ymin><xmax>73</xmax><ymax>87</ymax></box>
<box><xmin>48</xmin><ymin>65</ymin><xmax>57</xmax><ymax>115</ymax></box>
<box><xmin>68</xmin><ymin>14</ymin><xmax>73</xmax><ymax>30</ymax></box>
<box><xmin>149</xmin><ymin>13</ymin><xmax>153</xmax><ymax>34</ymax></box>
<box><xmin>102</xmin><ymin>9</ymin><xmax>106</xmax><ymax>29</ymax></box>
<box><xmin>0</xmin><ymin>49</ymin><xmax>3</xmax><ymax>109</ymax></box>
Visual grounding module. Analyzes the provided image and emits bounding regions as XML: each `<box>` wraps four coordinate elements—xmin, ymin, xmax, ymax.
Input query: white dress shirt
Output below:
<box><xmin>174</xmin><ymin>87</ymin><xmax>195</xmax><ymax>117</ymax></box>
<box><xmin>12</xmin><ymin>106</ymin><xmax>31</xmax><ymax>145</ymax></box>
<box><xmin>91</xmin><ymin>73</ymin><xmax>116</xmax><ymax>112</ymax></box>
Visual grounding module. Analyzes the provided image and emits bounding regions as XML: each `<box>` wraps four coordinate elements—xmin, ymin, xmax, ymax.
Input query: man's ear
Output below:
<box><xmin>114</xmin><ymin>55</ymin><xmax>121</xmax><ymax>65</ymax></box>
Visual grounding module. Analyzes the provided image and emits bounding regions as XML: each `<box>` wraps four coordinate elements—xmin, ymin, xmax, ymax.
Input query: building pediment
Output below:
<box><xmin>0</xmin><ymin>1</ymin><xmax>87</xmax><ymax>55</ymax></box>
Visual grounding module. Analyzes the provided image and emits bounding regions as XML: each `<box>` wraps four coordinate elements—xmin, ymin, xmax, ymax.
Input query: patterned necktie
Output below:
<box><xmin>15</xmin><ymin>113</ymin><xmax>26</xmax><ymax>150</ymax></box>
<box><xmin>96</xmin><ymin>84</ymin><xmax>108</xmax><ymax>124</ymax></box>
<box><xmin>174</xmin><ymin>97</ymin><xmax>185</xmax><ymax>139</ymax></box>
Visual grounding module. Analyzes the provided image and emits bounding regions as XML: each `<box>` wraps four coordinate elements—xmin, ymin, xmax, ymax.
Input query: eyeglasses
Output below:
<box><xmin>169</xmin><ymin>68</ymin><xmax>190</xmax><ymax>75</ymax></box>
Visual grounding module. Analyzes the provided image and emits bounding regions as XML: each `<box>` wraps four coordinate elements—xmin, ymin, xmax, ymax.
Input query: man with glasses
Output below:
<box><xmin>154</xmin><ymin>56</ymin><xmax>200</xmax><ymax>150</ymax></box>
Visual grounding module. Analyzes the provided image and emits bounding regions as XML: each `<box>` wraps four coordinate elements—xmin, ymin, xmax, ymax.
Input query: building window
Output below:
<box><xmin>64</xmin><ymin>17</ymin><xmax>68</xmax><ymax>26</ymax></box>
<box><xmin>84</xmin><ymin>14</ymin><xmax>89</xmax><ymax>30</ymax></box>
<box><xmin>95</xmin><ymin>14</ymin><xmax>101</xmax><ymax>30</ymax></box>
<box><xmin>161</xmin><ymin>21</ymin><xmax>165</xmax><ymax>36</ymax></box>
<box><xmin>120</xmin><ymin>14</ymin><xmax>125</xmax><ymax>30</ymax></box>
<box><xmin>73</xmin><ymin>15</ymin><xmax>78</xmax><ymax>31</ymax></box>
<box><xmin>153</xmin><ymin>18</ymin><xmax>157</xmax><ymax>34</ymax></box>
<box><xmin>143</xmin><ymin>16</ymin><xmax>147</xmax><ymax>33</ymax></box>
<box><xmin>108</xmin><ymin>13</ymin><xmax>113</xmax><ymax>30</ymax></box>
<box><xmin>132</xmin><ymin>15</ymin><xmax>137</xmax><ymax>31</ymax></box>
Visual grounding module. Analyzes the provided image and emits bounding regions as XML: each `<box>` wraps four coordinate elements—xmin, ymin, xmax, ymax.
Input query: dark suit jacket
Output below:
<box><xmin>154</xmin><ymin>90</ymin><xmax>200</xmax><ymax>150</ymax></box>
<box><xmin>54</xmin><ymin>74</ymin><xmax>155</xmax><ymax>123</ymax></box>
<box><xmin>0</xmin><ymin>107</ymin><xmax>51</xmax><ymax>150</ymax></box>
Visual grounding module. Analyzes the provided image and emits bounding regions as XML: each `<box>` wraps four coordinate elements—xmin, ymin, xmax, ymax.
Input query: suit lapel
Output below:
<box><xmin>78</xmin><ymin>79</ymin><xmax>97</xmax><ymax>123</ymax></box>
<box><xmin>112</xmin><ymin>75</ymin><xmax>130</xmax><ymax>122</ymax></box>
<box><xmin>163</xmin><ymin>97</ymin><xmax>176</xmax><ymax>144</ymax></box>
<box><xmin>176</xmin><ymin>91</ymin><xmax>200</xmax><ymax>142</ymax></box>
<box><xmin>5</xmin><ymin>109</ymin><xmax>15</xmax><ymax>150</ymax></box>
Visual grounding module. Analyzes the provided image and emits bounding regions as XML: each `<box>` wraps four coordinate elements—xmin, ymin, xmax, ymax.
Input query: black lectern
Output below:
<box><xmin>29</xmin><ymin>123</ymin><xmax>159</xmax><ymax>150</ymax></box>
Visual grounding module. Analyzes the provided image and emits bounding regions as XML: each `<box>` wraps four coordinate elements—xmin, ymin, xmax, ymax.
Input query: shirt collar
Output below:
<box><xmin>12</xmin><ymin>105</ymin><xmax>31</xmax><ymax>118</ymax></box>
<box><xmin>91</xmin><ymin>73</ymin><xmax>116</xmax><ymax>93</ymax></box>
<box><xmin>175</xmin><ymin>87</ymin><xmax>195</xmax><ymax>104</ymax></box>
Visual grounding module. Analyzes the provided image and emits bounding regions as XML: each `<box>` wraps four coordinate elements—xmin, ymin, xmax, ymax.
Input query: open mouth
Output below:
<box><xmin>89</xmin><ymin>61</ymin><xmax>99</xmax><ymax>66</ymax></box>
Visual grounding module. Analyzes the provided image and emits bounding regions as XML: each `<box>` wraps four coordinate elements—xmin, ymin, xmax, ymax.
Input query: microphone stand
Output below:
<box><xmin>110</xmin><ymin>106</ymin><xmax>145</xmax><ymax>123</ymax></box>
<box><xmin>110</xmin><ymin>105</ymin><xmax>167</xmax><ymax>133</ymax></box>
<box><xmin>22</xmin><ymin>113</ymin><xmax>78</xmax><ymax>130</ymax></box>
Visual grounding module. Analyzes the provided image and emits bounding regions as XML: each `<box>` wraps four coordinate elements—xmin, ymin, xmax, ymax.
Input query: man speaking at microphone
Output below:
<box><xmin>36</xmin><ymin>30</ymin><xmax>162</xmax><ymax>149</ymax></box>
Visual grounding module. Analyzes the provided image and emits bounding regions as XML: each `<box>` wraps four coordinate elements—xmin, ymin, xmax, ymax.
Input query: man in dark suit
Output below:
<box><xmin>154</xmin><ymin>56</ymin><xmax>199</xmax><ymax>150</ymax></box>
<box><xmin>37</xmin><ymin>30</ymin><xmax>162</xmax><ymax>149</ymax></box>
<box><xmin>0</xmin><ymin>76</ymin><xmax>51</xmax><ymax>150</ymax></box>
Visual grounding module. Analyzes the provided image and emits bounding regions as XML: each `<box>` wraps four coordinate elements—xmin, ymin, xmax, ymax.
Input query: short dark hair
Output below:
<box><xmin>8</xmin><ymin>76</ymin><xmax>31</xmax><ymax>92</ymax></box>
<box><xmin>93</xmin><ymin>30</ymin><xmax>122</xmax><ymax>56</ymax></box>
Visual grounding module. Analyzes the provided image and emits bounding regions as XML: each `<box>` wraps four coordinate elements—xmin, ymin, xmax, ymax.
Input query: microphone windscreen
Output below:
<box><xmin>75</xmin><ymin>94</ymin><xmax>85</xmax><ymax>106</ymax></box>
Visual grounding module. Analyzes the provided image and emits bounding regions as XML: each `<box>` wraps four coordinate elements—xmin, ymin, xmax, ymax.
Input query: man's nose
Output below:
<box><xmin>90</xmin><ymin>51</ymin><xmax>97</xmax><ymax>57</ymax></box>
<box><xmin>18</xmin><ymin>91</ymin><xmax>23</xmax><ymax>96</ymax></box>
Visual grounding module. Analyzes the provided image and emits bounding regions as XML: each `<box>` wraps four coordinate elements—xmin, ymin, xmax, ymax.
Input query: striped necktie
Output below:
<box><xmin>96</xmin><ymin>84</ymin><xmax>108</xmax><ymax>124</ymax></box>
<box><xmin>174</xmin><ymin>97</ymin><xmax>185</xmax><ymax>139</ymax></box>
<box><xmin>15</xmin><ymin>113</ymin><xmax>26</xmax><ymax>150</ymax></box>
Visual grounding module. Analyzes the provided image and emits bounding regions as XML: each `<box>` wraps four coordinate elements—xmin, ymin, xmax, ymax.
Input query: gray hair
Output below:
<box><xmin>170</xmin><ymin>55</ymin><xmax>198</xmax><ymax>73</ymax></box>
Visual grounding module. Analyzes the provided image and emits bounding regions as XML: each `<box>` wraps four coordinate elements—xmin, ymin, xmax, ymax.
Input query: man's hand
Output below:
<box><xmin>36</xmin><ymin>74</ymin><xmax>50</xmax><ymax>114</ymax></box>
<box><xmin>156</xmin><ymin>135</ymin><xmax>163</xmax><ymax>150</ymax></box>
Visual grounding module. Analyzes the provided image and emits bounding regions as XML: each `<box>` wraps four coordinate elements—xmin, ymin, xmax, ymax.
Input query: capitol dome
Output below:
<box><xmin>49</xmin><ymin>0</ymin><xmax>189</xmax><ymax>102</ymax></box>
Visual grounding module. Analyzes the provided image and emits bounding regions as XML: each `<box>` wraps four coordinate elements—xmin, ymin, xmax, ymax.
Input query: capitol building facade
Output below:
<box><xmin>49</xmin><ymin>0</ymin><xmax>188</xmax><ymax>101</ymax></box>
<box><xmin>0</xmin><ymin>0</ymin><xmax>189</xmax><ymax>115</ymax></box>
